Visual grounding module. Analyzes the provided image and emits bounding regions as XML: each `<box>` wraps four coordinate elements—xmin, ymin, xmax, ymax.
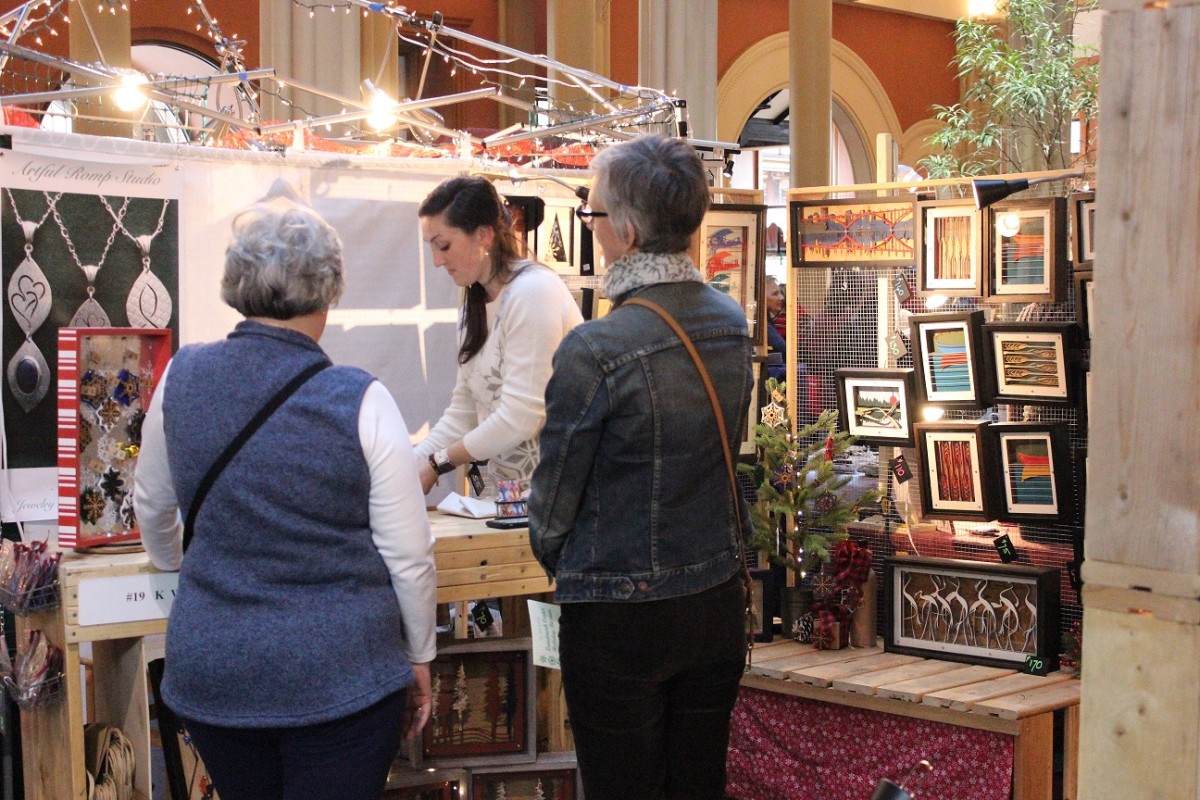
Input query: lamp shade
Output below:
<box><xmin>972</xmin><ymin>177</ymin><xmax>1030</xmax><ymax>209</ymax></box>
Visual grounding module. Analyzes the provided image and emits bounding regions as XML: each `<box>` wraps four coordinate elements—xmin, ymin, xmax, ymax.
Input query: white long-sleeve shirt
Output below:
<box><xmin>134</xmin><ymin>363</ymin><xmax>439</xmax><ymax>664</ymax></box>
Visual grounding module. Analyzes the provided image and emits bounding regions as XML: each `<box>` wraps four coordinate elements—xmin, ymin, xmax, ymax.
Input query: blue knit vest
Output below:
<box><xmin>159</xmin><ymin>320</ymin><xmax>413</xmax><ymax>727</ymax></box>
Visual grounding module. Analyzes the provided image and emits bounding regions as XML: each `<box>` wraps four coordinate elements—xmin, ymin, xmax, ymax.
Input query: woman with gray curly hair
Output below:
<box><xmin>134</xmin><ymin>197</ymin><xmax>437</xmax><ymax>800</ymax></box>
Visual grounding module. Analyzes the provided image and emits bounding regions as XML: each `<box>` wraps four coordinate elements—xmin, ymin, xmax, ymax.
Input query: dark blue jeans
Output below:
<box><xmin>180</xmin><ymin>689</ymin><xmax>407</xmax><ymax>800</ymax></box>
<box><xmin>559</xmin><ymin>574</ymin><xmax>746</xmax><ymax>800</ymax></box>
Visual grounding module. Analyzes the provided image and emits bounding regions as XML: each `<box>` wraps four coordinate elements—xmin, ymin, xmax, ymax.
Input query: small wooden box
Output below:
<box><xmin>57</xmin><ymin>327</ymin><xmax>171</xmax><ymax>550</ymax></box>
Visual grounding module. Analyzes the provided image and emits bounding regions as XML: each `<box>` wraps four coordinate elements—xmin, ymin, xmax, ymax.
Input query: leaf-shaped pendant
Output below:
<box><xmin>126</xmin><ymin>268</ymin><xmax>172</xmax><ymax>328</ymax></box>
<box><xmin>5</xmin><ymin>339</ymin><xmax>50</xmax><ymax>412</ymax></box>
<box><xmin>70</xmin><ymin>295</ymin><xmax>111</xmax><ymax>328</ymax></box>
<box><xmin>7</xmin><ymin>254</ymin><xmax>51</xmax><ymax>335</ymax></box>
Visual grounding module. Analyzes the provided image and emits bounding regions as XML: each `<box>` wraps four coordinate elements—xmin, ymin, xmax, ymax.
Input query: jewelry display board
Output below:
<box><xmin>56</xmin><ymin>327</ymin><xmax>171</xmax><ymax>549</ymax></box>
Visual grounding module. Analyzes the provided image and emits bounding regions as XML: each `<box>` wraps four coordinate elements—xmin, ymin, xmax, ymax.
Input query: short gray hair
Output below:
<box><xmin>591</xmin><ymin>134</ymin><xmax>709</xmax><ymax>254</ymax></box>
<box><xmin>221</xmin><ymin>202</ymin><xmax>345</xmax><ymax>319</ymax></box>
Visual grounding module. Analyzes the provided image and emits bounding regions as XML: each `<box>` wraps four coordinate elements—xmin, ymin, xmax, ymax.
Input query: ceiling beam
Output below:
<box><xmin>835</xmin><ymin>0</ymin><xmax>976</xmax><ymax>23</ymax></box>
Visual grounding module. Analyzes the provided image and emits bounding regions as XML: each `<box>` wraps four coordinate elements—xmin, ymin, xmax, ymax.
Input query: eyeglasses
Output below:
<box><xmin>576</xmin><ymin>205</ymin><xmax>609</xmax><ymax>228</ymax></box>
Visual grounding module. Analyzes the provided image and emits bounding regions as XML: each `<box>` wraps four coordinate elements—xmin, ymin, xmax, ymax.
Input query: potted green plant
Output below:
<box><xmin>740</xmin><ymin>378</ymin><xmax>880</xmax><ymax>636</ymax></box>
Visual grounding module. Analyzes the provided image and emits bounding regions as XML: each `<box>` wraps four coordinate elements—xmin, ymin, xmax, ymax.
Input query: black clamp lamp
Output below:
<box><xmin>972</xmin><ymin>171</ymin><xmax>1086</xmax><ymax>210</ymax></box>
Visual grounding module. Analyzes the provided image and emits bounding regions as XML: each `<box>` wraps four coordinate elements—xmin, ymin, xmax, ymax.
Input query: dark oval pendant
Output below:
<box><xmin>14</xmin><ymin>356</ymin><xmax>41</xmax><ymax>394</ymax></box>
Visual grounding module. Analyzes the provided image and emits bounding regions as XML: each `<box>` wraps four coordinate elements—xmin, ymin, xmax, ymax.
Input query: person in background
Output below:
<box><xmin>764</xmin><ymin>275</ymin><xmax>787</xmax><ymax>378</ymax></box>
<box><xmin>530</xmin><ymin>135</ymin><xmax>754</xmax><ymax>800</ymax></box>
<box><xmin>414</xmin><ymin>176</ymin><xmax>583</xmax><ymax>495</ymax></box>
<box><xmin>134</xmin><ymin>198</ymin><xmax>437</xmax><ymax>800</ymax></box>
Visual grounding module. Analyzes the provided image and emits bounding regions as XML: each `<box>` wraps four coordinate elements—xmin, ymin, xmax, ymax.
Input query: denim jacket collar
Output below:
<box><xmin>601</xmin><ymin>251</ymin><xmax>703</xmax><ymax>302</ymax></box>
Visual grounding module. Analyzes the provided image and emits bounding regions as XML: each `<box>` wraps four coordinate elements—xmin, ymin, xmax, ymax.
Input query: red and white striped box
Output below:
<box><xmin>57</xmin><ymin>327</ymin><xmax>172</xmax><ymax>550</ymax></box>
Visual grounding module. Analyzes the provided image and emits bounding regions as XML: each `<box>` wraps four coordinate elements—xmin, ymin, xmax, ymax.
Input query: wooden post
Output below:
<box><xmin>1080</xmin><ymin>3</ymin><xmax>1200</xmax><ymax>795</ymax></box>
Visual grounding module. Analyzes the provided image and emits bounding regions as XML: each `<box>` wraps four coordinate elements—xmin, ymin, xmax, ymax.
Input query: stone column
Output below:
<box><xmin>788</xmin><ymin>0</ymin><xmax>831</xmax><ymax>188</ymax></box>
<box><xmin>259</xmin><ymin>1</ymin><xmax>361</xmax><ymax>123</ymax></box>
<box><xmin>638</xmin><ymin>0</ymin><xmax>717</xmax><ymax>140</ymax></box>
<box><xmin>68</xmin><ymin>1</ymin><xmax>132</xmax><ymax>137</ymax></box>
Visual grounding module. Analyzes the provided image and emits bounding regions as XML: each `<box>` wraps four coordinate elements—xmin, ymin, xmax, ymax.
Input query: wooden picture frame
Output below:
<box><xmin>913</xmin><ymin>421</ymin><xmax>996</xmax><ymax>521</ymax></box>
<box><xmin>985</xmin><ymin>197</ymin><xmax>1068</xmax><ymax>302</ymax></box>
<box><xmin>419</xmin><ymin>637</ymin><xmax>537</xmax><ymax>768</ymax></box>
<box><xmin>835</xmin><ymin>368</ymin><xmax>918</xmax><ymax>447</ymax></box>
<box><xmin>1070</xmin><ymin>191</ymin><xmax>1096</xmax><ymax>267</ymax></box>
<box><xmin>381</xmin><ymin>769</ymin><xmax>466</xmax><ymax>800</ymax></box>
<box><xmin>470</xmin><ymin>753</ymin><xmax>581</xmax><ymax>800</ymax></box>
<box><xmin>908</xmin><ymin>310</ymin><xmax>993</xmax><ymax>408</ymax></box>
<box><xmin>883</xmin><ymin>555</ymin><xmax>1061</xmax><ymax>671</ymax></box>
<box><xmin>789</xmin><ymin>197</ymin><xmax>917</xmax><ymax>269</ymax></box>
<box><xmin>692</xmin><ymin>203</ymin><xmax>766</xmax><ymax>341</ymax></box>
<box><xmin>914</xmin><ymin>199</ymin><xmax>984</xmax><ymax>297</ymax></box>
<box><xmin>503</xmin><ymin>194</ymin><xmax>545</xmax><ymax>262</ymax></box>
<box><xmin>987</xmin><ymin>422</ymin><xmax>1072</xmax><ymax>523</ymax></box>
<box><xmin>984</xmin><ymin>321</ymin><xmax>1079</xmax><ymax>406</ymax></box>
<box><xmin>1073</xmin><ymin>269</ymin><xmax>1094</xmax><ymax>339</ymax></box>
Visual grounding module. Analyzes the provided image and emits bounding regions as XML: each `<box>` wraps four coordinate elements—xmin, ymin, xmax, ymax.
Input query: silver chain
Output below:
<box><xmin>50</xmin><ymin>195</ymin><xmax>130</xmax><ymax>271</ymax></box>
<box><xmin>98</xmin><ymin>195</ymin><xmax>169</xmax><ymax>253</ymax></box>
<box><xmin>6</xmin><ymin>189</ymin><xmax>60</xmax><ymax>232</ymax></box>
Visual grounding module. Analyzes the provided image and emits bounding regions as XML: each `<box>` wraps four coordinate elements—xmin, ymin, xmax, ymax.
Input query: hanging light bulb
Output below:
<box><xmin>995</xmin><ymin>212</ymin><xmax>1021</xmax><ymax>238</ymax></box>
<box><xmin>113</xmin><ymin>71</ymin><xmax>149</xmax><ymax>112</ymax></box>
<box><xmin>362</xmin><ymin>80</ymin><xmax>399</xmax><ymax>132</ymax></box>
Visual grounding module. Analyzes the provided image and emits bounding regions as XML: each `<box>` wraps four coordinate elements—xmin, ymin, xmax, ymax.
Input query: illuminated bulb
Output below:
<box><xmin>366</xmin><ymin>91</ymin><xmax>399</xmax><ymax>132</ymax></box>
<box><xmin>967</xmin><ymin>0</ymin><xmax>997</xmax><ymax>17</ymax></box>
<box><xmin>922</xmin><ymin>406</ymin><xmax>945</xmax><ymax>422</ymax></box>
<box><xmin>924</xmin><ymin>294</ymin><xmax>949</xmax><ymax>310</ymax></box>
<box><xmin>35</xmin><ymin>36</ymin><xmax>42</xmax><ymax>45</ymax></box>
<box><xmin>309</xmin><ymin>10</ymin><xmax>314</xmax><ymax>17</ymax></box>
<box><xmin>995</xmin><ymin>212</ymin><xmax>1021</xmax><ymax>238</ymax></box>
<box><xmin>112</xmin><ymin>72</ymin><xmax>149</xmax><ymax>112</ymax></box>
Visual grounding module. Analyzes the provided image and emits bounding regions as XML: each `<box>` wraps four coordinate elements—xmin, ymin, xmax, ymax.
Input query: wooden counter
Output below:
<box><xmin>429</xmin><ymin>512</ymin><xmax>551</xmax><ymax>603</ymax></box>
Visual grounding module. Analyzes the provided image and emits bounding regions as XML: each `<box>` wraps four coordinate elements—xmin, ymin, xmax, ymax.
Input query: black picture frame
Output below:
<box><xmin>834</xmin><ymin>368</ymin><xmax>919</xmax><ymax>447</ymax></box>
<box><xmin>883</xmin><ymin>555</ymin><xmax>1061</xmax><ymax>671</ymax></box>
<box><xmin>986</xmin><ymin>422</ymin><xmax>1072</xmax><ymax>523</ymax></box>
<box><xmin>789</xmin><ymin>197</ymin><xmax>917</xmax><ymax>269</ymax></box>
<box><xmin>985</xmin><ymin>196</ymin><xmax>1068</xmax><ymax>302</ymax></box>
<box><xmin>914</xmin><ymin>199</ymin><xmax>984</xmax><ymax>297</ymax></box>
<box><xmin>1073</xmin><ymin>269</ymin><xmax>1094</xmax><ymax>339</ymax></box>
<box><xmin>913</xmin><ymin>421</ymin><xmax>997</xmax><ymax>522</ymax></box>
<box><xmin>984</xmin><ymin>321</ymin><xmax>1079</xmax><ymax>406</ymax></box>
<box><xmin>1070</xmin><ymin>191</ymin><xmax>1096</xmax><ymax>267</ymax></box>
<box><xmin>908</xmin><ymin>310</ymin><xmax>993</xmax><ymax>408</ymax></box>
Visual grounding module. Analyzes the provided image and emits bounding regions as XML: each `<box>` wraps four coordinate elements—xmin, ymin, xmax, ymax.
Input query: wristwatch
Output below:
<box><xmin>428</xmin><ymin>449</ymin><xmax>456</xmax><ymax>476</ymax></box>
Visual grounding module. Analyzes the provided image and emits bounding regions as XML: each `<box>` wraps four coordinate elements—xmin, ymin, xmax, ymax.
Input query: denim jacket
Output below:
<box><xmin>529</xmin><ymin>279</ymin><xmax>754</xmax><ymax>603</ymax></box>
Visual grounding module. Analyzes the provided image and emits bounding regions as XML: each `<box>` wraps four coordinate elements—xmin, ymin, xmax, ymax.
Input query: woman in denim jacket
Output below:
<box><xmin>530</xmin><ymin>135</ymin><xmax>754</xmax><ymax>800</ymax></box>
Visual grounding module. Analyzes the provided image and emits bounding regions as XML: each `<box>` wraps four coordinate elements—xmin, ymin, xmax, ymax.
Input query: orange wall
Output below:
<box><xmin>714</xmin><ymin>2</ymin><xmax>960</xmax><ymax>132</ymax></box>
<box><xmin>610</xmin><ymin>0</ymin><xmax>638</xmax><ymax>88</ymax></box>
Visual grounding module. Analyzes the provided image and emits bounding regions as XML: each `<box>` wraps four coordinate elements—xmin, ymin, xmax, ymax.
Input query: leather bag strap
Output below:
<box><xmin>623</xmin><ymin>296</ymin><xmax>755</xmax><ymax>664</ymax></box>
<box><xmin>182</xmin><ymin>359</ymin><xmax>331</xmax><ymax>553</ymax></box>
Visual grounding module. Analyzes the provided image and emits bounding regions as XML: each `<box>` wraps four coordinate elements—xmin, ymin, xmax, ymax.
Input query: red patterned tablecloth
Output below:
<box><xmin>726</xmin><ymin>686</ymin><xmax>1014</xmax><ymax>800</ymax></box>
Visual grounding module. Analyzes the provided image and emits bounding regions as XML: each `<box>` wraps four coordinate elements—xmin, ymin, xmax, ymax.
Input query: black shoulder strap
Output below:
<box><xmin>182</xmin><ymin>359</ymin><xmax>331</xmax><ymax>552</ymax></box>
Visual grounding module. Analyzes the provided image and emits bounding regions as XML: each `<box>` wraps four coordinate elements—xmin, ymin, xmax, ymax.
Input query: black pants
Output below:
<box><xmin>180</xmin><ymin>689</ymin><xmax>407</xmax><ymax>800</ymax></box>
<box><xmin>559</xmin><ymin>574</ymin><xmax>746</xmax><ymax>800</ymax></box>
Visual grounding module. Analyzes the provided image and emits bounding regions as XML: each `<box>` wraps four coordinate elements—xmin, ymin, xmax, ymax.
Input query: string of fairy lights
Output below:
<box><xmin>0</xmin><ymin>0</ymin><xmax>692</xmax><ymax>164</ymax></box>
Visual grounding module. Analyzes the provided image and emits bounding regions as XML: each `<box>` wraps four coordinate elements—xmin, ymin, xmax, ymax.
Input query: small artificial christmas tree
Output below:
<box><xmin>740</xmin><ymin>377</ymin><xmax>880</xmax><ymax>579</ymax></box>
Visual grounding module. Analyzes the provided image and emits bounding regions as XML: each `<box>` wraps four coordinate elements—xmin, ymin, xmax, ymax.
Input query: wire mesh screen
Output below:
<box><xmin>788</xmin><ymin>238</ymin><xmax>1085</xmax><ymax>654</ymax></box>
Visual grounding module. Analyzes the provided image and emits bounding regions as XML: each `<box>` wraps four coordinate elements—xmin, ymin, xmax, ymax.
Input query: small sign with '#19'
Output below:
<box><xmin>77</xmin><ymin>572</ymin><xmax>179</xmax><ymax>626</ymax></box>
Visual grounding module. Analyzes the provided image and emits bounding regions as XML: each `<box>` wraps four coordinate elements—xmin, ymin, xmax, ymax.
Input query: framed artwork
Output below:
<box><xmin>913</xmin><ymin>421</ymin><xmax>996</xmax><ymax>521</ymax></box>
<box><xmin>471</xmin><ymin>766</ymin><xmax>579</xmax><ymax>800</ymax></box>
<box><xmin>381</xmin><ymin>769</ymin><xmax>466</xmax><ymax>800</ymax></box>
<box><xmin>536</xmin><ymin>197</ymin><xmax>577</xmax><ymax>276</ymax></box>
<box><xmin>914</xmin><ymin>199</ymin><xmax>983</xmax><ymax>297</ymax></box>
<box><xmin>789</xmin><ymin>197</ymin><xmax>917</xmax><ymax>269</ymax></box>
<box><xmin>693</xmin><ymin>203</ymin><xmax>765</xmax><ymax>339</ymax></box>
<box><xmin>834</xmin><ymin>368</ymin><xmax>918</xmax><ymax>447</ymax></box>
<box><xmin>987</xmin><ymin>422</ymin><xmax>1071</xmax><ymax>523</ymax></box>
<box><xmin>883</xmin><ymin>556</ymin><xmax>1061</xmax><ymax>671</ymax></box>
<box><xmin>984</xmin><ymin>321</ymin><xmax>1079</xmax><ymax>406</ymax></box>
<box><xmin>503</xmin><ymin>194</ymin><xmax>545</xmax><ymax>261</ymax></box>
<box><xmin>908</xmin><ymin>310</ymin><xmax>992</xmax><ymax>408</ymax></box>
<box><xmin>1073</xmin><ymin>269</ymin><xmax>1094</xmax><ymax>339</ymax></box>
<box><xmin>1070</xmin><ymin>191</ymin><xmax>1096</xmax><ymax>267</ymax></box>
<box><xmin>419</xmin><ymin>637</ymin><xmax>537</xmax><ymax>767</ymax></box>
<box><xmin>57</xmin><ymin>327</ymin><xmax>172</xmax><ymax>550</ymax></box>
<box><xmin>986</xmin><ymin>197</ymin><xmax>1068</xmax><ymax>302</ymax></box>
<box><xmin>742</xmin><ymin>359</ymin><xmax>762</xmax><ymax>456</ymax></box>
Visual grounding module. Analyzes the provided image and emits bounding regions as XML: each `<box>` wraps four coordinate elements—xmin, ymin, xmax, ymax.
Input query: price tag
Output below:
<box><xmin>890</xmin><ymin>454</ymin><xmax>912</xmax><ymax>484</ymax></box>
<box><xmin>1067</xmin><ymin>561</ymin><xmax>1083</xmax><ymax>595</ymax></box>
<box><xmin>892</xmin><ymin>274</ymin><xmax>912</xmax><ymax>304</ymax></box>
<box><xmin>1022</xmin><ymin>654</ymin><xmax>1049</xmax><ymax>675</ymax></box>
<box><xmin>885</xmin><ymin>331</ymin><xmax>908</xmax><ymax>360</ymax></box>
<box><xmin>994</xmin><ymin>533</ymin><xmax>1017</xmax><ymax>563</ymax></box>
<box><xmin>467</xmin><ymin>463</ymin><xmax>485</xmax><ymax>496</ymax></box>
<box><xmin>471</xmin><ymin>600</ymin><xmax>495</xmax><ymax>632</ymax></box>
<box><xmin>77</xmin><ymin>572</ymin><xmax>179</xmax><ymax>627</ymax></box>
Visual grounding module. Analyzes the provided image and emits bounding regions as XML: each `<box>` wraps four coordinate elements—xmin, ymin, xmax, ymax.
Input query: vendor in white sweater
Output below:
<box><xmin>415</xmin><ymin>176</ymin><xmax>583</xmax><ymax>495</ymax></box>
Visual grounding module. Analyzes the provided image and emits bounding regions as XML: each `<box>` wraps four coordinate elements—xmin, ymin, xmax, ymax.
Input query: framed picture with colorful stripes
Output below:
<box><xmin>913</xmin><ymin>421</ymin><xmax>997</xmax><ymax>522</ymax></box>
<box><xmin>909</xmin><ymin>310</ymin><xmax>993</xmax><ymax>408</ymax></box>
<box><xmin>987</xmin><ymin>422</ymin><xmax>1072</xmax><ymax>523</ymax></box>
<box><xmin>985</xmin><ymin>196</ymin><xmax>1068</xmax><ymax>302</ymax></box>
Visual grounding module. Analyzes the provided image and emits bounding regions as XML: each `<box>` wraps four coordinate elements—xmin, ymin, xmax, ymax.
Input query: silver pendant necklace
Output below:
<box><xmin>100</xmin><ymin>195</ymin><xmax>172</xmax><ymax>328</ymax></box>
<box><xmin>5</xmin><ymin>190</ymin><xmax>60</xmax><ymax>412</ymax></box>
<box><xmin>50</xmin><ymin>194</ymin><xmax>130</xmax><ymax>328</ymax></box>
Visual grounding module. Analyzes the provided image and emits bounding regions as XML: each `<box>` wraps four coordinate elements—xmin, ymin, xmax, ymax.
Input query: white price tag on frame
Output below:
<box><xmin>77</xmin><ymin>572</ymin><xmax>179</xmax><ymax>626</ymax></box>
<box><xmin>527</xmin><ymin>599</ymin><xmax>562</xmax><ymax>670</ymax></box>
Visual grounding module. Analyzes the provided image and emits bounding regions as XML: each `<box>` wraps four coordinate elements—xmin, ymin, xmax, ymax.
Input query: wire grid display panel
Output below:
<box><xmin>788</xmin><ymin>261</ymin><xmax>1085</xmax><ymax>640</ymax></box>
